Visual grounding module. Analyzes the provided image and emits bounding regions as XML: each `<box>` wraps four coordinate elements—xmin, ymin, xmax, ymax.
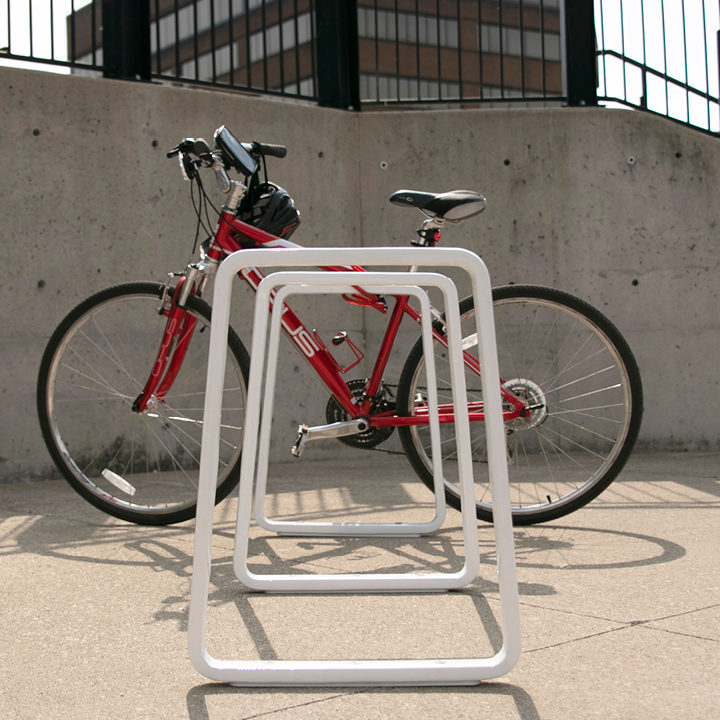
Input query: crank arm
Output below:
<box><xmin>291</xmin><ymin>418</ymin><xmax>368</xmax><ymax>458</ymax></box>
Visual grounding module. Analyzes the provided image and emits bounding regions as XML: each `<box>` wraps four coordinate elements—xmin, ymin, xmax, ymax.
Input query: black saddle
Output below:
<box><xmin>389</xmin><ymin>189</ymin><xmax>486</xmax><ymax>221</ymax></box>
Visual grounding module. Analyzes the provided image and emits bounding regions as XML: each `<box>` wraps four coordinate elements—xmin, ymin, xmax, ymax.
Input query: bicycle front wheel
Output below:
<box><xmin>37</xmin><ymin>282</ymin><xmax>249</xmax><ymax>525</ymax></box>
<box><xmin>397</xmin><ymin>285</ymin><xmax>643</xmax><ymax>525</ymax></box>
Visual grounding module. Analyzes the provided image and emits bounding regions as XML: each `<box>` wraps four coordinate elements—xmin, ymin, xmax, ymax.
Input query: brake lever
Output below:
<box><xmin>168</xmin><ymin>138</ymin><xmax>191</xmax><ymax>159</ymax></box>
<box><xmin>178</xmin><ymin>152</ymin><xmax>198</xmax><ymax>181</ymax></box>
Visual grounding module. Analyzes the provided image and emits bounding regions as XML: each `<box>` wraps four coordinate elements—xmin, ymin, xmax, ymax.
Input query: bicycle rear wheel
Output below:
<box><xmin>397</xmin><ymin>285</ymin><xmax>643</xmax><ymax>525</ymax></box>
<box><xmin>37</xmin><ymin>282</ymin><xmax>249</xmax><ymax>525</ymax></box>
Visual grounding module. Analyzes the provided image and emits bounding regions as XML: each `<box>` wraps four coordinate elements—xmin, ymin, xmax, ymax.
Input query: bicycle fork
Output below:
<box><xmin>132</xmin><ymin>253</ymin><xmax>217</xmax><ymax>413</ymax></box>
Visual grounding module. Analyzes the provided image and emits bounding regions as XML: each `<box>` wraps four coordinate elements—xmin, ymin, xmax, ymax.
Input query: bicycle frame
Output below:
<box><xmin>133</xmin><ymin>204</ymin><xmax>528</xmax><ymax>428</ymax></box>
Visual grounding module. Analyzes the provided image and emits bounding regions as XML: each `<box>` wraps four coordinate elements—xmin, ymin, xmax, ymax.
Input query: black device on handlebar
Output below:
<box><xmin>214</xmin><ymin>125</ymin><xmax>258</xmax><ymax>176</ymax></box>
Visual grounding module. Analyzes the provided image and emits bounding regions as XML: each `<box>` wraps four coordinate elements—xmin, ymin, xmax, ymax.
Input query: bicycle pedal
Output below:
<box><xmin>291</xmin><ymin>424</ymin><xmax>309</xmax><ymax>458</ymax></box>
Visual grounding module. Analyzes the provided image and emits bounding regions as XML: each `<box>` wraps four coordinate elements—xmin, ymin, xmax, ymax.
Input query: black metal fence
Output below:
<box><xmin>1</xmin><ymin>0</ymin><xmax>718</xmax><ymax>135</ymax></box>
<box><xmin>595</xmin><ymin>0</ymin><xmax>719</xmax><ymax>135</ymax></box>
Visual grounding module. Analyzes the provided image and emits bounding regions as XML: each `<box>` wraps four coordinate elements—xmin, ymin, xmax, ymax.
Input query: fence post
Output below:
<box><xmin>101</xmin><ymin>0</ymin><xmax>151</xmax><ymax>81</ymax></box>
<box><xmin>564</xmin><ymin>0</ymin><xmax>598</xmax><ymax>106</ymax></box>
<box><xmin>315</xmin><ymin>0</ymin><xmax>360</xmax><ymax>110</ymax></box>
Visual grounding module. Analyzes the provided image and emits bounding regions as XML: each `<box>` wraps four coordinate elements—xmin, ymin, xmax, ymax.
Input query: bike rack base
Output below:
<box><xmin>188</xmin><ymin>247</ymin><xmax>521</xmax><ymax>686</ymax></box>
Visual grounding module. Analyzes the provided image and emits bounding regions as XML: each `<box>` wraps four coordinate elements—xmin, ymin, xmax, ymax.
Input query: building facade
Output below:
<box><xmin>70</xmin><ymin>0</ymin><xmax>563</xmax><ymax>105</ymax></box>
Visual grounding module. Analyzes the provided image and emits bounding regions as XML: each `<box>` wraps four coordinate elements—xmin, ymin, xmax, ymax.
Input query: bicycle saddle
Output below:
<box><xmin>389</xmin><ymin>189</ymin><xmax>486</xmax><ymax>221</ymax></box>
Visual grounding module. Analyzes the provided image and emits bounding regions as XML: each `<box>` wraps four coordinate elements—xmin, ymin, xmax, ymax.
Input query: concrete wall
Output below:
<box><xmin>1</xmin><ymin>66</ymin><xmax>718</xmax><ymax>481</ymax></box>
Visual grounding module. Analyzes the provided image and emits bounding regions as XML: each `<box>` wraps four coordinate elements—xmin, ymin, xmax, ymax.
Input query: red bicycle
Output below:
<box><xmin>37</xmin><ymin>126</ymin><xmax>643</xmax><ymax>527</ymax></box>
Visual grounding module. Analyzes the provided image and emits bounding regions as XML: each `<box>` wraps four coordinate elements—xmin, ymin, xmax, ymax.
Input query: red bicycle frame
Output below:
<box><xmin>134</xmin><ymin>206</ymin><xmax>528</xmax><ymax>426</ymax></box>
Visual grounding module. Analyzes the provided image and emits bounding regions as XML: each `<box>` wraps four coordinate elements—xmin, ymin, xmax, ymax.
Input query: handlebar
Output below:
<box><xmin>167</xmin><ymin>129</ymin><xmax>287</xmax><ymax>171</ymax></box>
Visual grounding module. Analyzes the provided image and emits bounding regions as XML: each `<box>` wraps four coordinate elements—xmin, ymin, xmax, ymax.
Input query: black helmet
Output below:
<box><xmin>239</xmin><ymin>182</ymin><xmax>301</xmax><ymax>238</ymax></box>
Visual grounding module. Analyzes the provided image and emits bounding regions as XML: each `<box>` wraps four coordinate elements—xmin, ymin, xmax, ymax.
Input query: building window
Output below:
<box><xmin>360</xmin><ymin>74</ymin><xmax>461</xmax><ymax>102</ymax></box>
<box><xmin>248</xmin><ymin>11</ymin><xmax>312</xmax><ymax>62</ymax></box>
<box><xmin>283</xmin><ymin>77</ymin><xmax>315</xmax><ymax>96</ymax></box>
<box><xmin>480</xmin><ymin>25</ymin><xmax>561</xmax><ymax>62</ymax></box>
<box><xmin>151</xmin><ymin>0</ymin><xmax>267</xmax><ymax>54</ymax></box>
<box><xmin>181</xmin><ymin>43</ymin><xmax>236</xmax><ymax>81</ymax></box>
<box><xmin>357</xmin><ymin>8</ymin><xmax>459</xmax><ymax>49</ymax></box>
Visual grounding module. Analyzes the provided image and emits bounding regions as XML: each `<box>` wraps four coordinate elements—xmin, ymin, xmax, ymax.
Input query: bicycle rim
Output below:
<box><xmin>38</xmin><ymin>283</ymin><xmax>247</xmax><ymax>524</ymax></box>
<box><xmin>399</xmin><ymin>286</ymin><xmax>642</xmax><ymax>524</ymax></box>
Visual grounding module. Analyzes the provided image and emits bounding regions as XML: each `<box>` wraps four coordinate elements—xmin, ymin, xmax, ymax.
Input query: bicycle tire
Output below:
<box><xmin>37</xmin><ymin>282</ymin><xmax>250</xmax><ymax>525</ymax></box>
<box><xmin>397</xmin><ymin>285</ymin><xmax>643</xmax><ymax>525</ymax></box>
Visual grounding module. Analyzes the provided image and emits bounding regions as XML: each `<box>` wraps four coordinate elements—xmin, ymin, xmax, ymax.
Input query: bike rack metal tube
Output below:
<box><xmin>235</xmin><ymin>272</ymin><xmax>469</xmax><ymax>590</ymax></box>
<box><xmin>251</xmin><ymin>276</ymin><xmax>446</xmax><ymax>537</ymax></box>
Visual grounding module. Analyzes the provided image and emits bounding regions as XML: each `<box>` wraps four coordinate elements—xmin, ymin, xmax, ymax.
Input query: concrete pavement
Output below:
<box><xmin>1</xmin><ymin>451</ymin><xmax>718</xmax><ymax>719</ymax></box>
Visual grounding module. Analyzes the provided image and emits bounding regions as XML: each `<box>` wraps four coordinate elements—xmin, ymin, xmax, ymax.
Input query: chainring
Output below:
<box><xmin>325</xmin><ymin>378</ymin><xmax>395</xmax><ymax>448</ymax></box>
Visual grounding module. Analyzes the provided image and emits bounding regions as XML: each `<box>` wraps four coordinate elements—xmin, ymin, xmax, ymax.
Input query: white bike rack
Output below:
<box><xmin>251</xmin><ymin>275</ymin><xmax>447</xmax><ymax>538</ymax></box>
<box><xmin>188</xmin><ymin>247</ymin><xmax>521</xmax><ymax>686</ymax></box>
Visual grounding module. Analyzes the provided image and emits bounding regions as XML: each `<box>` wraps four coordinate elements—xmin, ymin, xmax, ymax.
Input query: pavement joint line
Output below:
<box><xmin>521</xmin><ymin>624</ymin><xmax>634</xmax><ymax>654</ymax></box>
<box><xmin>492</xmin><ymin>595</ymin><xmax>720</xmax><ymax>629</ymax></box>
<box><xmin>645</xmin><ymin>601</ymin><xmax>720</xmax><ymax>623</ymax></box>
<box><xmin>633</xmin><ymin>623</ymin><xmax>719</xmax><ymax>644</ymax></box>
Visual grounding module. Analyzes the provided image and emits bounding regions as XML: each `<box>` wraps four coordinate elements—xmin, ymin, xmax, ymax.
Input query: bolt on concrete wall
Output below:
<box><xmin>0</xmin><ymin>66</ymin><xmax>718</xmax><ymax>482</ymax></box>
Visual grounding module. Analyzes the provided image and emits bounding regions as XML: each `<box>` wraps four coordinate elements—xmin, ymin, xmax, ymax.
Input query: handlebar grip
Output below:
<box><xmin>244</xmin><ymin>141</ymin><xmax>287</xmax><ymax>159</ymax></box>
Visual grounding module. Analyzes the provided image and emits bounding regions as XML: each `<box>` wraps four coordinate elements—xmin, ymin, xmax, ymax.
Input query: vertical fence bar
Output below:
<box><xmin>261</xmin><ymin>0</ymin><xmax>268</xmax><ymax>89</ymax></box>
<box><xmin>243</xmin><ymin>0</ymin><xmax>251</xmax><ymax>87</ymax></box>
<box><xmin>681</xmin><ymin>0</ymin><xmax>690</xmax><ymax>121</ymax></box>
<box><xmin>435</xmin><ymin>0</ymin><xmax>441</xmax><ymax>100</ymax></box>
<box><xmin>191</xmin><ymin>0</ymin><xmax>199</xmax><ymax>80</ymax></box>
<box><xmin>228</xmin><ymin>0</ymin><xmax>234</xmax><ymax>86</ymax></box>
<box><xmin>309</xmin><ymin>0</ymin><xmax>317</xmax><ymax>97</ymax></box>
<box><xmin>70</xmin><ymin>0</ymin><xmax>76</xmax><ymax>63</ymax></box>
<box><xmin>596</xmin><ymin>0</ymin><xmax>606</xmax><ymax>98</ymax></box>
<box><xmin>414</xmin><ymin>0</ymin><xmax>420</xmax><ymax>100</ymax></box>
<box><xmin>539</xmin><ymin>0</ymin><xmax>547</xmax><ymax>97</ymax></box>
<box><xmin>372</xmin><ymin>0</ymin><xmax>380</xmax><ymax>101</ymax></box>
<box><xmin>49</xmin><ymin>0</ymin><xmax>56</xmax><ymax>60</ymax></box>
<box><xmin>394</xmin><ymin>0</ymin><xmax>399</xmax><ymax>101</ymax></box>
<box><xmin>5</xmin><ymin>0</ymin><xmax>10</xmax><ymax>55</ymax></box>
<box><xmin>292</xmin><ymin>0</ymin><xmax>300</xmax><ymax>92</ymax></box>
<box><xmin>91</xmin><ymin>0</ymin><xmax>97</xmax><ymax>65</ymax></box>
<box><xmin>210</xmin><ymin>0</ymin><xmax>217</xmax><ymax>81</ymax></box>
<box><xmin>455</xmin><ymin>0</ymin><xmax>462</xmax><ymax>100</ymax></box>
<box><xmin>661</xmin><ymin>0</ymin><xmax>669</xmax><ymax>114</ymax></box>
<box><xmin>701</xmin><ymin>0</ymin><xmax>710</xmax><ymax>129</ymax></box>
<box><xmin>498</xmin><ymin>0</ymin><xmax>505</xmax><ymax>98</ymax></box>
<box><xmin>173</xmin><ymin>0</ymin><xmax>180</xmax><ymax>77</ymax></box>
<box><xmin>278</xmin><ymin>0</ymin><xmax>286</xmax><ymax>92</ymax></box>
<box><xmin>477</xmin><ymin>0</ymin><xmax>484</xmax><ymax>99</ymax></box>
<box><xmin>619</xmin><ymin>0</ymin><xmax>627</xmax><ymax>103</ymax></box>
<box><xmin>153</xmin><ymin>0</ymin><xmax>160</xmax><ymax>75</ymax></box>
<box><xmin>564</xmin><ymin>0</ymin><xmax>597</xmax><ymax>105</ymax></box>
<box><xmin>315</xmin><ymin>0</ymin><xmax>359</xmax><ymax>108</ymax></box>
<box><xmin>640</xmin><ymin>0</ymin><xmax>647</xmax><ymax>108</ymax></box>
<box><xmin>28</xmin><ymin>0</ymin><xmax>33</xmax><ymax>58</ymax></box>
<box><xmin>519</xmin><ymin>0</ymin><xmax>526</xmax><ymax>98</ymax></box>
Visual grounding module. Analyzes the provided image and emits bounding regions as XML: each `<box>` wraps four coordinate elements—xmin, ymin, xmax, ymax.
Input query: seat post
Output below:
<box><xmin>413</xmin><ymin>217</ymin><xmax>445</xmax><ymax>247</ymax></box>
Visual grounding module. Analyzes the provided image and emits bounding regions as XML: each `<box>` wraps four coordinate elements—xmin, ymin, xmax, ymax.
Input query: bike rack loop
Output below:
<box><xmin>188</xmin><ymin>247</ymin><xmax>521</xmax><ymax>686</ymax></box>
<box><xmin>250</xmin><ymin>276</ymin><xmax>447</xmax><ymax>538</ymax></box>
<box><xmin>236</xmin><ymin>272</ymin><xmax>473</xmax><ymax>590</ymax></box>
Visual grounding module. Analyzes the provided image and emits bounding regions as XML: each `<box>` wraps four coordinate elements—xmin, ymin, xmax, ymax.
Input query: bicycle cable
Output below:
<box><xmin>188</xmin><ymin>169</ymin><xmax>221</xmax><ymax>256</ymax></box>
